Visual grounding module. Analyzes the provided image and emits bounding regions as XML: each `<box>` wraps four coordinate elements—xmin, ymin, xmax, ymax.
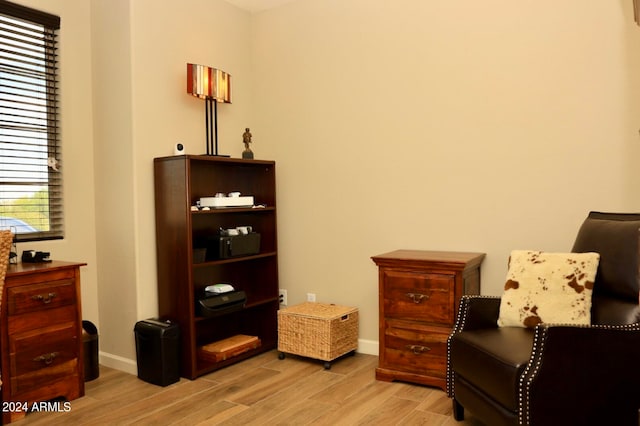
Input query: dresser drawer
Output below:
<box><xmin>382</xmin><ymin>319</ymin><xmax>449</xmax><ymax>377</ymax></box>
<box><xmin>9</xmin><ymin>321</ymin><xmax>79</xmax><ymax>396</ymax></box>
<box><xmin>7</xmin><ymin>305</ymin><xmax>78</xmax><ymax>336</ymax></box>
<box><xmin>7</xmin><ymin>279</ymin><xmax>76</xmax><ymax>316</ymax></box>
<box><xmin>382</xmin><ymin>270</ymin><xmax>455</xmax><ymax>324</ymax></box>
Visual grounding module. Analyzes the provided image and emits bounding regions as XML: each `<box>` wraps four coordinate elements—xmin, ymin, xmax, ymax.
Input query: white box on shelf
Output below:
<box><xmin>200</xmin><ymin>196</ymin><xmax>254</xmax><ymax>208</ymax></box>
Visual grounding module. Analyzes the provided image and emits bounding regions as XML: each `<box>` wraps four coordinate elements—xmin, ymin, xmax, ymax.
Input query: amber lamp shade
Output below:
<box><xmin>186</xmin><ymin>63</ymin><xmax>232</xmax><ymax>156</ymax></box>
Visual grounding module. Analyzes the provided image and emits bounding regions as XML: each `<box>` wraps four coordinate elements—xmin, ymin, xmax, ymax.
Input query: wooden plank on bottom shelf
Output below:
<box><xmin>199</xmin><ymin>334</ymin><xmax>262</xmax><ymax>362</ymax></box>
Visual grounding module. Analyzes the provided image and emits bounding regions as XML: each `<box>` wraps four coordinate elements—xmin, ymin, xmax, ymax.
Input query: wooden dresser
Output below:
<box><xmin>372</xmin><ymin>250</ymin><xmax>484</xmax><ymax>391</ymax></box>
<box><xmin>2</xmin><ymin>261</ymin><xmax>86</xmax><ymax>424</ymax></box>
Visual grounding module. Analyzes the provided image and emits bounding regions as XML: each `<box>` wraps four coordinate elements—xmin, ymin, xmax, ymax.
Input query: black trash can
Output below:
<box><xmin>134</xmin><ymin>319</ymin><xmax>180</xmax><ymax>386</ymax></box>
<box><xmin>82</xmin><ymin>320</ymin><xmax>99</xmax><ymax>381</ymax></box>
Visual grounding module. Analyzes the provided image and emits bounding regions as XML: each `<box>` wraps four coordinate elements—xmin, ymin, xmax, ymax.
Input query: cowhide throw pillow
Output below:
<box><xmin>497</xmin><ymin>250</ymin><xmax>600</xmax><ymax>328</ymax></box>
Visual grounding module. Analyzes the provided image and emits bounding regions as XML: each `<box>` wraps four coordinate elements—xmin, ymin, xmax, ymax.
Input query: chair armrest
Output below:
<box><xmin>446</xmin><ymin>295</ymin><xmax>501</xmax><ymax>397</ymax></box>
<box><xmin>520</xmin><ymin>323</ymin><xmax>640</xmax><ymax>425</ymax></box>
<box><xmin>452</xmin><ymin>295</ymin><xmax>501</xmax><ymax>332</ymax></box>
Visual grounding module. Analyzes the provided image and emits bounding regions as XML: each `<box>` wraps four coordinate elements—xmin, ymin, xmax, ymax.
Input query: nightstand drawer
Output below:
<box><xmin>382</xmin><ymin>319</ymin><xmax>449</xmax><ymax>377</ymax></box>
<box><xmin>9</xmin><ymin>321</ymin><xmax>79</xmax><ymax>395</ymax></box>
<box><xmin>383</xmin><ymin>270</ymin><xmax>454</xmax><ymax>323</ymax></box>
<box><xmin>7</xmin><ymin>279</ymin><xmax>76</xmax><ymax>316</ymax></box>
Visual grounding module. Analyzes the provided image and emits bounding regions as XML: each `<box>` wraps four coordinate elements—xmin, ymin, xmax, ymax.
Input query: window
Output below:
<box><xmin>0</xmin><ymin>0</ymin><xmax>61</xmax><ymax>242</ymax></box>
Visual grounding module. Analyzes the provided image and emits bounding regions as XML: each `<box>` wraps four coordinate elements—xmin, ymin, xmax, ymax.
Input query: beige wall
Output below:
<box><xmin>90</xmin><ymin>0</ymin><xmax>137</xmax><ymax>368</ymax></box>
<box><xmin>9</xmin><ymin>0</ymin><xmax>640</xmax><ymax>369</ymax></box>
<box><xmin>90</xmin><ymin>0</ymin><xmax>253</xmax><ymax>370</ymax></box>
<box><xmin>251</xmin><ymin>0</ymin><xmax>640</xmax><ymax>348</ymax></box>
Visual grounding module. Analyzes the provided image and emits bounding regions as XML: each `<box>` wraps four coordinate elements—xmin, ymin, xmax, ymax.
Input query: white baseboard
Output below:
<box><xmin>356</xmin><ymin>338</ymin><xmax>378</xmax><ymax>356</ymax></box>
<box><xmin>99</xmin><ymin>351</ymin><xmax>137</xmax><ymax>375</ymax></box>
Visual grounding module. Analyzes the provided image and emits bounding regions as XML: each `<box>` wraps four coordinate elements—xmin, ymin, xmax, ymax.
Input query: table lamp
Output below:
<box><xmin>186</xmin><ymin>63</ymin><xmax>232</xmax><ymax>156</ymax></box>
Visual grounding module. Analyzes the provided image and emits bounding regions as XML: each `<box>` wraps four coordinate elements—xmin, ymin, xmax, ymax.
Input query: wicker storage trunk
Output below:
<box><xmin>278</xmin><ymin>302</ymin><xmax>358</xmax><ymax>368</ymax></box>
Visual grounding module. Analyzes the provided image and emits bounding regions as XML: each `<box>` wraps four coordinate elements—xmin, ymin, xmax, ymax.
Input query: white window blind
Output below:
<box><xmin>0</xmin><ymin>0</ymin><xmax>62</xmax><ymax>242</ymax></box>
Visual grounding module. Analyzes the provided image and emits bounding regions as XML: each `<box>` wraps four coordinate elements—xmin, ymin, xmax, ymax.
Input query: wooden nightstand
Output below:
<box><xmin>372</xmin><ymin>250</ymin><xmax>484</xmax><ymax>391</ymax></box>
<box><xmin>2</xmin><ymin>261</ymin><xmax>86</xmax><ymax>424</ymax></box>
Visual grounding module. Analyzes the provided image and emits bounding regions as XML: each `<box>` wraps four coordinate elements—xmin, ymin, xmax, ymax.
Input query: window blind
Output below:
<box><xmin>0</xmin><ymin>0</ymin><xmax>62</xmax><ymax>242</ymax></box>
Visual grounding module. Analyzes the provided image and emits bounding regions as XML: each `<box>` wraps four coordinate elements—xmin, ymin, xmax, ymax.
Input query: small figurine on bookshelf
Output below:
<box><xmin>242</xmin><ymin>127</ymin><xmax>254</xmax><ymax>159</ymax></box>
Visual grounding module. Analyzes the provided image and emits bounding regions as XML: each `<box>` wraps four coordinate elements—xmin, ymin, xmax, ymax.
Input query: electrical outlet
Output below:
<box><xmin>279</xmin><ymin>289</ymin><xmax>287</xmax><ymax>306</ymax></box>
<box><xmin>307</xmin><ymin>292</ymin><xmax>316</xmax><ymax>302</ymax></box>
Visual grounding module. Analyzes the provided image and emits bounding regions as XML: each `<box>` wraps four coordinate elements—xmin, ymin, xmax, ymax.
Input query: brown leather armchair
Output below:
<box><xmin>447</xmin><ymin>212</ymin><xmax>640</xmax><ymax>425</ymax></box>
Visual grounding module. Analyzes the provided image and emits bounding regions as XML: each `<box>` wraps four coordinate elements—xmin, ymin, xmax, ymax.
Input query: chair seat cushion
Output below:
<box><xmin>450</xmin><ymin>327</ymin><xmax>534</xmax><ymax>411</ymax></box>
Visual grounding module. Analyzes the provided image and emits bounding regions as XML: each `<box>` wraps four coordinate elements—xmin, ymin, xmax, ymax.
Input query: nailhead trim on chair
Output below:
<box><xmin>446</xmin><ymin>294</ymin><xmax>500</xmax><ymax>398</ymax></box>
<box><xmin>446</xmin><ymin>297</ymin><xmax>467</xmax><ymax>398</ymax></box>
<box><xmin>518</xmin><ymin>324</ymin><xmax>546</xmax><ymax>425</ymax></box>
<box><xmin>518</xmin><ymin>322</ymin><xmax>640</xmax><ymax>425</ymax></box>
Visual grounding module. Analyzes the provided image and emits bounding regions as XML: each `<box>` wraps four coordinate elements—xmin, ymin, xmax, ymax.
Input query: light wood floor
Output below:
<box><xmin>17</xmin><ymin>350</ymin><xmax>483</xmax><ymax>425</ymax></box>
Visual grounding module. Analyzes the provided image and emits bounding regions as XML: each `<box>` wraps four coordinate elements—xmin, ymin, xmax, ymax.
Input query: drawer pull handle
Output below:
<box><xmin>32</xmin><ymin>292</ymin><xmax>57</xmax><ymax>304</ymax></box>
<box><xmin>406</xmin><ymin>345</ymin><xmax>431</xmax><ymax>355</ymax></box>
<box><xmin>406</xmin><ymin>292</ymin><xmax>429</xmax><ymax>304</ymax></box>
<box><xmin>33</xmin><ymin>352</ymin><xmax>59</xmax><ymax>365</ymax></box>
